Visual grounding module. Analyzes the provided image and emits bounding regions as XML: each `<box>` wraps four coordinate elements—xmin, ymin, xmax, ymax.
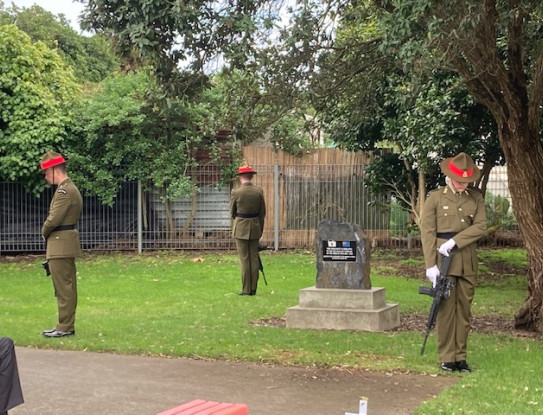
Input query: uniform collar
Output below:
<box><xmin>447</xmin><ymin>183</ymin><xmax>467</xmax><ymax>196</ymax></box>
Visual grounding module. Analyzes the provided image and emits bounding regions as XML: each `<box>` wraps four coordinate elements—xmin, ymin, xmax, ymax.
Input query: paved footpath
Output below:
<box><xmin>11</xmin><ymin>347</ymin><xmax>456</xmax><ymax>415</ymax></box>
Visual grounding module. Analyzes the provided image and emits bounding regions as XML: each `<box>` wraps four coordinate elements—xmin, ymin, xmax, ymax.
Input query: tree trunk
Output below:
<box><xmin>498</xmin><ymin>125</ymin><xmax>543</xmax><ymax>332</ymax></box>
<box><xmin>415</xmin><ymin>169</ymin><xmax>425</xmax><ymax>226</ymax></box>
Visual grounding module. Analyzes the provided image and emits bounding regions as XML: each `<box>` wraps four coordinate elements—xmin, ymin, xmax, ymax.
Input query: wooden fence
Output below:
<box><xmin>243</xmin><ymin>147</ymin><xmax>391</xmax><ymax>248</ymax></box>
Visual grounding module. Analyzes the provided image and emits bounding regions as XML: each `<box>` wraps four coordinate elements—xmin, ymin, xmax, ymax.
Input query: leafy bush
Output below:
<box><xmin>485</xmin><ymin>192</ymin><xmax>516</xmax><ymax>233</ymax></box>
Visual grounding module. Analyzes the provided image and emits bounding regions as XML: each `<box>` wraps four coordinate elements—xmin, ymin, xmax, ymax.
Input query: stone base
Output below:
<box><xmin>286</xmin><ymin>286</ymin><xmax>400</xmax><ymax>332</ymax></box>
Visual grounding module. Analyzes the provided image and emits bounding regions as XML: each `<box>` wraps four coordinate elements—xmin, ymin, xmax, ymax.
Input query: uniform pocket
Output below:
<box><xmin>437</xmin><ymin>205</ymin><xmax>453</xmax><ymax>230</ymax></box>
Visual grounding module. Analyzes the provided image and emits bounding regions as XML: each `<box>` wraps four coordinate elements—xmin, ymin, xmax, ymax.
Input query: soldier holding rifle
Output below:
<box><xmin>420</xmin><ymin>152</ymin><xmax>487</xmax><ymax>372</ymax></box>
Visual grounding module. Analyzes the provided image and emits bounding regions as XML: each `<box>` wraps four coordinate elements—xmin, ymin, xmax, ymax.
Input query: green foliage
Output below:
<box><xmin>68</xmin><ymin>69</ymin><xmax>231</xmax><ymax>204</ymax></box>
<box><xmin>81</xmin><ymin>0</ymin><xmax>281</xmax><ymax>93</ymax></box>
<box><xmin>387</xmin><ymin>198</ymin><xmax>416</xmax><ymax>236</ymax></box>
<box><xmin>207</xmin><ymin>68</ymin><xmax>316</xmax><ymax>153</ymax></box>
<box><xmin>485</xmin><ymin>192</ymin><xmax>517</xmax><ymax>233</ymax></box>
<box><xmin>0</xmin><ymin>24</ymin><xmax>80</xmax><ymax>192</ymax></box>
<box><xmin>270</xmin><ymin>114</ymin><xmax>318</xmax><ymax>154</ymax></box>
<box><xmin>365</xmin><ymin>153</ymin><xmax>413</xmax><ymax>204</ymax></box>
<box><xmin>67</xmin><ymin>71</ymin><xmax>150</xmax><ymax>204</ymax></box>
<box><xmin>3</xmin><ymin>4</ymin><xmax>118</xmax><ymax>83</ymax></box>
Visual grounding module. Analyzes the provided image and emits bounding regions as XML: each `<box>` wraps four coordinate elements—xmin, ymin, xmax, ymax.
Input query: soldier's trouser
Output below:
<box><xmin>49</xmin><ymin>257</ymin><xmax>78</xmax><ymax>332</ymax></box>
<box><xmin>437</xmin><ymin>274</ymin><xmax>475</xmax><ymax>363</ymax></box>
<box><xmin>235</xmin><ymin>238</ymin><xmax>260</xmax><ymax>294</ymax></box>
<box><xmin>0</xmin><ymin>337</ymin><xmax>24</xmax><ymax>412</ymax></box>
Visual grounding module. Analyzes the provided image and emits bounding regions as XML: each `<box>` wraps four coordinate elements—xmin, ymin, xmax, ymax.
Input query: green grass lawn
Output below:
<box><xmin>1</xmin><ymin>248</ymin><xmax>542</xmax><ymax>414</ymax></box>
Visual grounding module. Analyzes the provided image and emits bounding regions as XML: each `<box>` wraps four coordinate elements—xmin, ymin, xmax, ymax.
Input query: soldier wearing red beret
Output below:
<box><xmin>40</xmin><ymin>152</ymin><xmax>83</xmax><ymax>338</ymax></box>
<box><xmin>230</xmin><ymin>164</ymin><xmax>266</xmax><ymax>295</ymax></box>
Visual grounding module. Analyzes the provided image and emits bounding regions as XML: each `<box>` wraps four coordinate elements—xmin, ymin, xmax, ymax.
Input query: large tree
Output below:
<box><xmin>374</xmin><ymin>0</ymin><xmax>543</xmax><ymax>331</ymax></box>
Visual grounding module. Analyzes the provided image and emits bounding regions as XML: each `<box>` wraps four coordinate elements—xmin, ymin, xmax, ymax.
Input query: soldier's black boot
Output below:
<box><xmin>440</xmin><ymin>362</ymin><xmax>456</xmax><ymax>372</ymax></box>
<box><xmin>456</xmin><ymin>360</ymin><xmax>471</xmax><ymax>373</ymax></box>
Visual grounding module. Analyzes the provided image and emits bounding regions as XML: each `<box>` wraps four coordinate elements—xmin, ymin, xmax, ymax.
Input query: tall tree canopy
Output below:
<box><xmin>80</xmin><ymin>0</ymin><xmax>284</xmax><ymax>93</ymax></box>
<box><xmin>67</xmin><ymin>69</ymin><xmax>230</xmax><ymax>205</ymax></box>
<box><xmin>0</xmin><ymin>24</ymin><xmax>80</xmax><ymax>192</ymax></box>
<box><xmin>1</xmin><ymin>3</ymin><xmax>118</xmax><ymax>83</ymax></box>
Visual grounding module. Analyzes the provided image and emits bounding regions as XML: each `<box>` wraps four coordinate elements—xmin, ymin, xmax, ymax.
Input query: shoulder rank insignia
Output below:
<box><xmin>57</xmin><ymin>189</ymin><xmax>67</xmax><ymax>194</ymax></box>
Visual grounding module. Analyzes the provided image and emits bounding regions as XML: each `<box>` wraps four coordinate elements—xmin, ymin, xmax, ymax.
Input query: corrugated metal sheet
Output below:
<box><xmin>149</xmin><ymin>185</ymin><xmax>231</xmax><ymax>231</ymax></box>
<box><xmin>486</xmin><ymin>166</ymin><xmax>511</xmax><ymax>201</ymax></box>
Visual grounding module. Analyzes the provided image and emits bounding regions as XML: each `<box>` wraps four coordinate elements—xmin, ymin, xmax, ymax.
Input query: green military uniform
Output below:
<box><xmin>230</xmin><ymin>175</ymin><xmax>266</xmax><ymax>295</ymax></box>
<box><xmin>421</xmin><ymin>184</ymin><xmax>486</xmax><ymax>363</ymax></box>
<box><xmin>42</xmin><ymin>177</ymin><xmax>83</xmax><ymax>333</ymax></box>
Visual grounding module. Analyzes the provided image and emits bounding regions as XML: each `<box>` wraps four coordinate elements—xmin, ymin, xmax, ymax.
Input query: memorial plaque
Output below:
<box><xmin>323</xmin><ymin>240</ymin><xmax>356</xmax><ymax>262</ymax></box>
<box><xmin>315</xmin><ymin>220</ymin><xmax>371</xmax><ymax>289</ymax></box>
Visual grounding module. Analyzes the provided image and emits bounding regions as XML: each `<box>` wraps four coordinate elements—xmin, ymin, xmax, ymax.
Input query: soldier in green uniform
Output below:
<box><xmin>421</xmin><ymin>152</ymin><xmax>487</xmax><ymax>373</ymax></box>
<box><xmin>40</xmin><ymin>152</ymin><xmax>83</xmax><ymax>338</ymax></box>
<box><xmin>230</xmin><ymin>165</ymin><xmax>266</xmax><ymax>295</ymax></box>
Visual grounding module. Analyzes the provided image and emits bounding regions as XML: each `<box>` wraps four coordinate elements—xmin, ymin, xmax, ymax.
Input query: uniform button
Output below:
<box><xmin>459</xmin><ymin>208</ymin><xmax>463</xmax><ymax>211</ymax></box>
<box><xmin>461</xmin><ymin>219</ymin><xmax>465</xmax><ymax>222</ymax></box>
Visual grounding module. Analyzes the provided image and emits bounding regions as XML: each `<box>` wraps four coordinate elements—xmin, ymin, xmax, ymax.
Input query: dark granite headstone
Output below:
<box><xmin>315</xmin><ymin>220</ymin><xmax>371</xmax><ymax>289</ymax></box>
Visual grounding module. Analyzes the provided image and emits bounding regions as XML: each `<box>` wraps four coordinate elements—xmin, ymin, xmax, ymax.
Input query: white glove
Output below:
<box><xmin>426</xmin><ymin>265</ymin><xmax>440</xmax><ymax>288</ymax></box>
<box><xmin>438</xmin><ymin>239</ymin><xmax>456</xmax><ymax>257</ymax></box>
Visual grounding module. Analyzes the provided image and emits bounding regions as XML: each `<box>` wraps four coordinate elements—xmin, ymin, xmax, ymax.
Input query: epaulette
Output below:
<box><xmin>57</xmin><ymin>189</ymin><xmax>67</xmax><ymax>194</ymax></box>
<box><xmin>427</xmin><ymin>187</ymin><xmax>444</xmax><ymax>196</ymax></box>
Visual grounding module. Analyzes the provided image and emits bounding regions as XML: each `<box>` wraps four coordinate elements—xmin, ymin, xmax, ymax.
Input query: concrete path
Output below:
<box><xmin>10</xmin><ymin>347</ymin><xmax>456</xmax><ymax>415</ymax></box>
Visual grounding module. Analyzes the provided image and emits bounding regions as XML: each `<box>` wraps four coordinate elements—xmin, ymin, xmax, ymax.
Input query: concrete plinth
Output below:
<box><xmin>286</xmin><ymin>286</ymin><xmax>400</xmax><ymax>332</ymax></box>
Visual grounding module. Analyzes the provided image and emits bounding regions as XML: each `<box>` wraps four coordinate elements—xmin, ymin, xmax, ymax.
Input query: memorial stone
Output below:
<box><xmin>315</xmin><ymin>219</ymin><xmax>371</xmax><ymax>289</ymax></box>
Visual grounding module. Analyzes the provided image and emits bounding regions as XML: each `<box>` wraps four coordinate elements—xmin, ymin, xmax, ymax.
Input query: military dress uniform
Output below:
<box><xmin>420</xmin><ymin>153</ymin><xmax>486</xmax><ymax>370</ymax></box>
<box><xmin>0</xmin><ymin>337</ymin><xmax>24</xmax><ymax>414</ymax></box>
<box><xmin>230</xmin><ymin>167</ymin><xmax>266</xmax><ymax>295</ymax></box>
<box><xmin>42</xmin><ymin>169</ymin><xmax>82</xmax><ymax>335</ymax></box>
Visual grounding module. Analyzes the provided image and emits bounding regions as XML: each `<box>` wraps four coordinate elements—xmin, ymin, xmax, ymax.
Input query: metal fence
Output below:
<box><xmin>0</xmin><ymin>162</ymin><xmax>521</xmax><ymax>254</ymax></box>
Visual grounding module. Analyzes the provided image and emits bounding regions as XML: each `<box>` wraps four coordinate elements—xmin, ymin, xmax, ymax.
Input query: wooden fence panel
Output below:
<box><xmin>242</xmin><ymin>147</ymin><xmax>389</xmax><ymax>248</ymax></box>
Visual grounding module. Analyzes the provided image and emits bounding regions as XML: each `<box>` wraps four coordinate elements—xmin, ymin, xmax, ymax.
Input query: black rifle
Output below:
<box><xmin>42</xmin><ymin>260</ymin><xmax>51</xmax><ymax>276</ymax></box>
<box><xmin>419</xmin><ymin>253</ymin><xmax>455</xmax><ymax>355</ymax></box>
<box><xmin>257</xmin><ymin>245</ymin><xmax>268</xmax><ymax>286</ymax></box>
<box><xmin>42</xmin><ymin>236</ymin><xmax>50</xmax><ymax>276</ymax></box>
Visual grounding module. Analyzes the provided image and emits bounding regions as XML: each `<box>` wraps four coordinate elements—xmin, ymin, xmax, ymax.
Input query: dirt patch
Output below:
<box><xmin>252</xmin><ymin>251</ymin><xmax>538</xmax><ymax>339</ymax></box>
<box><xmin>250</xmin><ymin>314</ymin><xmax>541</xmax><ymax>340</ymax></box>
<box><xmin>394</xmin><ymin>313</ymin><xmax>541</xmax><ymax>338</ymax></box>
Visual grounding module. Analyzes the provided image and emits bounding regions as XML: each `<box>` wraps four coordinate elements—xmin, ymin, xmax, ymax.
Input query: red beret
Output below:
<box><xmin>238</xmin><ymin>166</ymin><xmax>256</xmax><ymax>175</ymax></box>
